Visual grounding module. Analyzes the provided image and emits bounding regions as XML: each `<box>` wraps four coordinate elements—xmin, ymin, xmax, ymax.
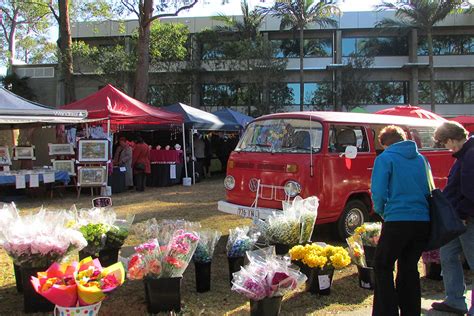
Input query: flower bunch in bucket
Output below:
<box><xmin>76</xmin><ymin>208</ymin><xmax>116</xmax><ymax>257</ymax></box>
<box><xmin>346</xmin><ymin>234</ymin><xmax>367</xmax><ymax>267</ymax></box>
<box><xmin>104</xmin><ymin>214</ymin><xmax>135</xmax><ymax>250</ymax></box>
<box><xmin>1</xmin><ymin>206</ymin><xmax>87</xmax><ymax>268</ymax></box>
<box><xmin>231</xmin><ymin>247</ymin><xmax>307</xmax><ymax>315</ymax></box>
<box><xmin>289</xmin><ymin>243</ymin><xmax>350</xmax><ymax>295</ymax></box>
<box><xmin>192</xmin><ymin>230</ymin><xmax>221</xmax><ymax>292</ymax></box>
<box><xmin>353</xmin><ymin>222</ymin><xmax>382</xmax><ymax>268</ymax></box>
<box><xmin>30</xmin><ymin>257</ymin><xmax>125</xmax><ymax>313</ymax></box>
<box><xmin>227</xmin><ymin>226</ymin><xmax>260</xmax><ymax>258</ymax></box>
<box><xmin>257</xmin><ymin>196</ymin><xmax>319</xmax><ymax>253</ymax></box>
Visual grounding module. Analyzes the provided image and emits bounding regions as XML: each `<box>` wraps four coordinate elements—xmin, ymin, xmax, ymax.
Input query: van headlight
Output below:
<box><xmin>284</xmin><ymin>181</ymin><xmax>301</xmax><ymax>197</ymax></box>
<box><xmin>224</xmin><ymin>176</ymin><xmax>235</xmax><ymax>190</ymax></box>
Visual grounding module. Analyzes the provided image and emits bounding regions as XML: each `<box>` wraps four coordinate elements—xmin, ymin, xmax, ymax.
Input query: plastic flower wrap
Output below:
<box><xmin>226</xmin><ymin>226</ymin><xmax>259</xmax><ymax>258</ymax></box>
<box><xmin>265</xmin><ymin>213</ymin><xmax>300</xmax><ymax>246</ymax></box>
<box><xmin>289</xmin><ymin>243</ymin><xmax>351</xmax><ymax>270</ymax></box>
<box><xmin>0</xmin><ymin>203</ymin><xmax>19</xmax><ymax>244</ymax></box>
<box><xmin>161</xmin><ymin>229</ymin><xmax>200</xmax><ymax>277</ymax></box>
<box><xmin>353</xmin><ymin>222</ymin><xmax>382</xmax><ymax>247</ymax></box>
<box><xmin>1</xmin><ymin>208</ymin><xmax>87</xmax><ymax>268</ymax></box>
<box><xmin>422</xmin><ymin>249</ymin><xmax>441</xmax><ymax>264</ymax></box>
<box><xmin>346</xmin><ymin>235</ymin><xmax>367</xmax><ymax>267</ymax></box>
<box><xmin>30</xmin><ymin>262</ymin><xmax>78</xmax><ymax>307</ymax></box>
<box><xmin>132</xmin><ymin>218</ymin><xmax>200</xmax><ymax>246</ymax></box>
<box><xmin>192</xmin><ymin>229</ymin><xmax>221</xmax><ymax>263</ymax></box>
<box><xmin>104</xmin><ymin>214</ymin><xmax>135</xmax><ymax>250</ymax></box>
<box><xmin>30</xmin><ymin>258</ymin><xmax>124</xmax><ymax>307</ymax></box>
<box><xmin>75</xmin><ymin>257</ymin><xmax>125</xmax><ymax>306</ymax></box>
<box><xmin>127</xmin><ymin>239</ymin><xmax>163</xmax><ymax>280</ymax></box>
<box><xmin>231</xmin><ymin>248</ymin><xmax>307</xmax><ymax>300</ymax></box>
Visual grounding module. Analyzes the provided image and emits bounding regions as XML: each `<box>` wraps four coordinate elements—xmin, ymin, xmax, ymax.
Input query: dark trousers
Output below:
<box><xmin>372</xmin><ymin>221</ymin><xmax>429</xmax><ymax>316</ymax></box>
<box><xmin>134</xmin><ymin>173</ymin><xmax>146</xmax><ymax>192</ymax></box>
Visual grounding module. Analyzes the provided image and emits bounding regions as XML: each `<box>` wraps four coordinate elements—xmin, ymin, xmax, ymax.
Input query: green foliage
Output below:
<box><xmin>149</xmin><ymin>21</ymin><xmax>190</xmax><ymax>63</ymax></box>
<box><xmin>1</xmin><ymin>73</ymin><xmax>37</xmax><ymax>101</ymax></box>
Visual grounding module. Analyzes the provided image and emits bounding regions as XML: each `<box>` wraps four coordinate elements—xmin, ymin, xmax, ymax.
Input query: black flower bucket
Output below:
<box><xmin>273</xmin><ymin>243</ymin><xmax>291</xmax><ymax>256</ymax></box>
<box><xmin>194</xmin><ymin>261</ymin><xmax>212</xmax><ymax>293</ymax></box>
<box><xmin>357</xmin><ymin>265</ymin><xmax>375</xmax><ymax>290</ymax></box>
<box><xmin>424</xmin><ymin>262</ymin><xmax>443</xmax><ymax>281</ymax></box>
<box><xmin>143</xmin><ymin>276</ymin><xmax>182</xmax><ymax>313</ymax></box>
<box><xmin>228</xmin><ymin>256</ymin><xmax>245</xmax><ymax>285</ymax></box>
<box><xmin>363</xmin><ymin>245</ymin><xmax>377</xmax><ymax>268</ymax></box>
<box><xmin>306</xmin><ymin>267</ymin><xmax>334</xmax><ymax>295</ymax></box>
<box><xmin>13</xmin><ymin>263</ymin><xmax>22</xmax><ymax>293</ymax></box>
<box><xmin>21</xmin><ymin>266</ymin><xmax>54</xmax><ymax>313</ymax></box>
<box><xmin>250</xmin><ymin>296</ymin><xmax>282</xmax><ymax>316</ymax></box>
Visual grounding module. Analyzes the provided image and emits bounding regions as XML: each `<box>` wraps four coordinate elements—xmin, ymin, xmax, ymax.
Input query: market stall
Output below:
<box><xmin>0</xmin><ymin>87</ymin><xmax>87</xmax><ymax>198</ymax></box>
<box><xmin>60</xmin><ymin>85</ymin><xmax>184</xmax><ymax>192</ymax></box>
<box><xmin>212</xmin><ymin>108</ymin><xmax>253</xmax><ymax>130</ymax></box>
<box><xmin>162</xmin><ymin>103</ymin><xmax>240</xmax><ymax>183</ymax></box>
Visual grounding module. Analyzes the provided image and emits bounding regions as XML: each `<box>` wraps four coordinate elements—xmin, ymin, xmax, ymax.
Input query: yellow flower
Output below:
<box><xmin>354</xmin><ymin>226</ymin><xmax>365</xmax><ymax>235</ymax></box>
<box><xmin>330</xmin><ymin>251</ymin><xmax>351</xmax><ymax>269</ymax></box>
<box><xmin>289</xmin><ymin>245</ymin><xmax>305</xmax><ymax>261</ymax></box>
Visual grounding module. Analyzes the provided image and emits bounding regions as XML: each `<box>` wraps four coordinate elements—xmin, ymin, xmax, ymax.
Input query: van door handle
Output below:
<box><xmin>367</xmin><ymin>167</ymin><xmax>373</xmax><ymax>171</ymax></box>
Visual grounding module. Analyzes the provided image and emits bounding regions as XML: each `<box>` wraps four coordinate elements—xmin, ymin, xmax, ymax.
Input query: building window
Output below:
<box><xmin>271</xmin><ymin>38</ymin><xmax>332</xmax><ymax>58</ymax></box>
<box><xmin>418</xmin><ymin>35</ymin><xmax>474</xmax><ymax>56</ymax></box>
<box><xmin>201</xmin><ymin>42</ymin><xmax>226</xmax><ymax>60</ymax></box>
<box><xmin>343</xmin><ymin>81</ymin><xmax>409</xmax><ymax>105</ymax></box>
<box><xmin>201</xmin><ymin>84</ymin><xmax>238</xmax><ymax>108</ymax></box>
<box><xmin>418</xmin><ymin>81</ymin><xmax>474</xmax><ymax>104</ymax></box>
<box><xmin>148</xmin><ymin>84</ymin><xmax>191</xmax><ymax>107</ymax></box>
<box><xmin>281</xmin><ymin>82</ymin><xmax>333</xmax><ymax>106</ymax></box>
<box><xmin>342</xmin><ymin>37</ymin><xmax>408</xmax><ymax>57</ymax></box>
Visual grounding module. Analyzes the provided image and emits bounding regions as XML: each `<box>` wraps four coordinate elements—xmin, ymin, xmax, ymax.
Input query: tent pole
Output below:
<box><xmin>182</xmin><ymin>123</ymin><xmax>188</xmax><ymax>178</ymax></box>
<box><xmin>191</xmin><ymin>126</ymin><xmax>195</xmax><ymax>185</ymax></box>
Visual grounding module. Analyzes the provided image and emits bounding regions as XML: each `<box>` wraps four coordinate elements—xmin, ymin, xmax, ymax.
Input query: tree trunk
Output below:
<box><xmin>58</xmin><ymin>0</ymin><xmax>75</xmax><ymax>104</ymax></box>
<box><xmin>427</xmin><ymin>30</ymin><xmax>435</xmax><ymax>112</ymax></box>
<box><xmin>134</xmin><ymin>0</ymin><xmax>154</xmax><ymax>102</ymax></box>
<box><xmin>299</xmin><ymin>26</ymin><xmax>304</xmax><ymax>111</ymax></box>
<box><xmin>6</xmin><ymin>11</ymin><xmax>19</xmax><ymax>74</ymax></box>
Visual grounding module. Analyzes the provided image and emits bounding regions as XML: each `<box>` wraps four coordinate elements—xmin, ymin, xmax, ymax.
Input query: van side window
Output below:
<box><xmin>409</xmin><ymin>126</ymin><xmax>445</xmax><ymax>150</ymax></box>
<box><xmin>328</xmin><ymin>125</ymin><xmax>369</xmax><ymax>153</ymax></box>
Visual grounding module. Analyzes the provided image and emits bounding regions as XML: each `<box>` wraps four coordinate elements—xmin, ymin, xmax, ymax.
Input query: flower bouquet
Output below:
<box><xmin>30</xmin><ymin>257</ymin><xmax>125</xmax><ymax>315</ymax></box>
<box><xmin>353</xmin><ymin>222</ymin><xmax>382</xmax><ymax>268</ymax></box>
<box><xmin>226</xmin><ymin>226</ymin><xmax>260</xmax><ymax>284</ymax></box>
<box><xmin>127</xmin><ymin>226</ymin><xmax>200</xmax><ymax>313</ymax></box>
<box><xmin>77</xmin><ymin>208</ymin><xmax>116</xmax><ymax>259</ymax></box>
<box><xmin>192</xmin><ymin>229</ymin><xmax>222</xmax><ymax>292</ymax></box>
<box><xmin>422</xmin><ymin>249</ymin><xmax>442</xmax><ymax>280</ymax></box>
<box><xmin>289</xmin><ymin>243</ymin><xmax>351</xmax><ymax>295</ymax></box>
<box><xmin>258</xmin><ymin>196</ymin><xmax>319</xmax><ymax>254</ymax></box>
<box><xmin>346</xmin><ymin>235</ymin><xmax>375</xmax><ymax>289</ymax></box>
<box><xmin>231</xmin><ymin>247</ymin><xmax>307</xmax><ymax>316</ymax></box>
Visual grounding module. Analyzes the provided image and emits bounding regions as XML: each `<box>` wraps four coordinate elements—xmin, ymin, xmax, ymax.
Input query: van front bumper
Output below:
<box><xmin>217</xmin><ymin>201</ymin><xmax>280</xmax><ymax>219</ymax></box>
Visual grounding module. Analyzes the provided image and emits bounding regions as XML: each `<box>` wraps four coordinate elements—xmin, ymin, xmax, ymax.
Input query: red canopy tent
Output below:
<box><xmin>450</xmin><ymin>116</ymin><xmax>474</xmax><ymax>133</ymax></box>
<box><xmin>60</xmin><ymin>84</ymin><xmax>183</xmax><ymax>126</ymax></box>
<box><xmin>375</xmin><ymin>105</ymin><xmax>446</xmax><ymax>121</ymax></box>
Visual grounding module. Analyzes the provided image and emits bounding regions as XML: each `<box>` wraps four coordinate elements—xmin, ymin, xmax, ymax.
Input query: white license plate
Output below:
<box><xmin>237</xmin><ymin>207</ymin><xmax>259</xmax><ymax>218</ymax></box>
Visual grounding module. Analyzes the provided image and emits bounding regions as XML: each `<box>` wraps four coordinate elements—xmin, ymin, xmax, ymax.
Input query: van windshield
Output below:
<box><xmin>236</xmin><ymin>119</ymin><xmax>323</xmax><ymax>153</ymax></box>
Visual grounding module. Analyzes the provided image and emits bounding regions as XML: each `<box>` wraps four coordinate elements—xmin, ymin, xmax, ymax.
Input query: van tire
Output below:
<box><xmin>337</xmin><ymin>200</ymin><xmax>368</xmax><ymax>240</ymax></box>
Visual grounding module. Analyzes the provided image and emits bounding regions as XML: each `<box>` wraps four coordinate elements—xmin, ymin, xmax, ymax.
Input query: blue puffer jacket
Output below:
<box><xmin>371</xmin><ymin>140</ymin><xmax>430</xmax><ymax>222</ymax></box>
<box><xmin>443</xmin><ymin>137</ymin><xmax>474</xmax><ymax>219</ymax></box>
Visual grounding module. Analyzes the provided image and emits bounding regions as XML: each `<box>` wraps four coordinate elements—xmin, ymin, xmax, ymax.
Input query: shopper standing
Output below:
<box><xmin>432</xmin><ymin>121</ymin><xmax>474</xmax><ymax>315</ymax></box>
<box><xmin>132</xmin><ymin>136</ymin><xmax>150</xmax><ymax>192</ymax></box>
<box><xmin>371</xmin><ymin>125</ymin><xmax>430</xmax><ymax>316</ymax></box>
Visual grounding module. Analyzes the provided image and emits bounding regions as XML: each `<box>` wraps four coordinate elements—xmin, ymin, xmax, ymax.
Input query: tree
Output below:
<box><xmin>120</xmin><ymin>0</ymin><xmax>200</xmax><ymax>102</ymax></box>
<box><xmin>0</xmin><ymin>0</ymin><xmax>50</xmax><ymax>71</ymax></box>
<box><xmin>257</xmin><ymin>0</ymin><xmax>340</xmax><ymax>111</ymax></box>
<box><xmin>2</xmin><ymin>73</ymin><xmax>37</xmax><ymax>101</ymax></box>
<box><xmin>376</xmin><ymin>0</ymin><xmax>468</xmax><ymax>112</ymax></box>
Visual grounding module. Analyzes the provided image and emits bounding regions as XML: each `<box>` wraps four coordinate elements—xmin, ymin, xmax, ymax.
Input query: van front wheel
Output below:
<box><xmin>337</xmin><ymin>200</ymin><xmax>367</xmax><ymax>240</ymax></box>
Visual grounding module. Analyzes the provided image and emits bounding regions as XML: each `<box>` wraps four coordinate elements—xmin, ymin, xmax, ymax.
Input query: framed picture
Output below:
<box><xmin>52</xmin><ymin>159</ymin><xmax>76</xmax><ymax>175</ymax></box>
<box><xmin>0</xmin><ymin>146</ymin><xmax>11</xmax><ymax>166</ymax></box>
<box><xmin>77</xmin><ymin>166</ymin><xmax>107</xmax><ymax>187</ymax></box>
<box><xmin>48</xmin><ymin>143</ymin><xmax>74</xmax><ymax>155</ymax></box>
<box><xmin>78</xmin><ymin>139</ymin><xmax>109</xmax><ymax>162</ymax></box>
<box><xmin>13</xmin><ymin>146</ymin><xmax>35</xmax><ymax>160</ymax></box>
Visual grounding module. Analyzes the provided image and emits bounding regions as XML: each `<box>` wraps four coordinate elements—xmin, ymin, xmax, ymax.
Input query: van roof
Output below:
<box><xmin>255</xmin><ymin>111</ymin><xmax>445</xmax><ymax>127</ymax></box>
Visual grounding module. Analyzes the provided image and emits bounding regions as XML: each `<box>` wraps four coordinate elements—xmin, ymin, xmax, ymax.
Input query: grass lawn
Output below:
<box><xmin>0</xmin><ymin>176</ymin><xmax>448</xmax><ymax>315</ymax></box>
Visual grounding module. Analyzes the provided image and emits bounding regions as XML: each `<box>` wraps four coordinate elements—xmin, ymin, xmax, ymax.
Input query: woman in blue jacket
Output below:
<box><xmin>371</xmin><ymin>125</ymin><xmax>430</xmax><ymax>316</ymax></box>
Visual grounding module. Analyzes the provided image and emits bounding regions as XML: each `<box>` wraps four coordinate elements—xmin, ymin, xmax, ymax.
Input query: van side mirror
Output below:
<box><xmin>339</xmin><ymin>145</ymin><xmax>358</xmax><ymax>159</ymax></box>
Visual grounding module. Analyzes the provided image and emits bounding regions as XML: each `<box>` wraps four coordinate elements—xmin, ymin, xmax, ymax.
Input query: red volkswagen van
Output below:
<box><xmin>218</xmin><ymin>111</ymin><xmax>454</xmax><ymax>239</ymax></box>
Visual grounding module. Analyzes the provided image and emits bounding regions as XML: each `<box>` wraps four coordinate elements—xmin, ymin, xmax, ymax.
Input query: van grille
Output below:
<box><xmin>256</xmin><ymin>164</ymin><xmax>286</xmax><ymax>172</ymax></box>
<box><xmin>235</xmin><ymin>162</ymin><xmax>255</xmax><ymax>169</ymax></box>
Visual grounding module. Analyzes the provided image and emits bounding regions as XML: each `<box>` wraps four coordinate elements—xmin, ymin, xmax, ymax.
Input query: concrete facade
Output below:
<box><xmin>13</xmin><ymin>11</ymin><xmax>474</xmax><ymax>116</ymax></box>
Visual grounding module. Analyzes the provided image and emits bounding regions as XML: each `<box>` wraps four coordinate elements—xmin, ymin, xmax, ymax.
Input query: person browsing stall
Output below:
<box><xmin>370</xmin><ymin>125</ymin><xmax>430</xmax><ymax>316</ymax></box>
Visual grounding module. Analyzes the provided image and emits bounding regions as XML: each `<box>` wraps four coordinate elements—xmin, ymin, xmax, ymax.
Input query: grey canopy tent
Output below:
<box><xmin>161</xmin><ymin>103</ymin><xmax>241</xmax><ymax>183</ymax></box>
<box><xmin>0</xmin><ymin>87</ymin><xmax>87</xmax><ymax>126</ymax></box>
<box><xmin>212</xmin><ymin>108</ymin><xmax>253</xmax><ymax>129</ymax></box>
